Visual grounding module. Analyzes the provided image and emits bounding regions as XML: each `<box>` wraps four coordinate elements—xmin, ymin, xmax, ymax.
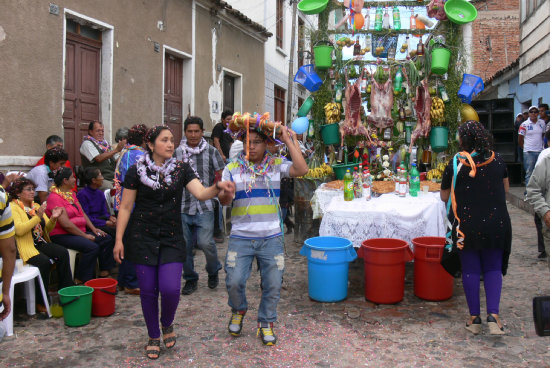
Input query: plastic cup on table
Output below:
<box><xmin>422</xmin><ymin>185</ymin><xmax>430</xmax><ymax>195</ymax></box>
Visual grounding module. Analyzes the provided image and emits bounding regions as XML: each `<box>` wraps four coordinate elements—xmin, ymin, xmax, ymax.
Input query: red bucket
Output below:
<box><xmin>358</xmin><ymin>238</ymin><xmax>413</xmax><ymax>304</ymax></box>
<box><xmin>84</xmin><ymin>278</ymin><xmax>118</xmax><ymax>317</ymax></box>
<box><xmin>412</xmin><ymin>237</ymin><xmax>454</xmax><ymax>301</ymax></box>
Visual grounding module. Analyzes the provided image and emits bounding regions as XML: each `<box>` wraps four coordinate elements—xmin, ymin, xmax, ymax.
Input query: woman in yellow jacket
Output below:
<box><xmin>9</xmin><ymin>178</ymin><xmax>73</xmax><ymax>312</ymax></box>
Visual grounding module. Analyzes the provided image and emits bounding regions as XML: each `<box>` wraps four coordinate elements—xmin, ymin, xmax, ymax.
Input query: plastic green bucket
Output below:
<box><xmin>332</xmin><ymin>163</ymin><xmax>357</xmax><ymax>180</ymax></box>
<box><xmin>430</xmin><ymin>126</ymin><xmax>449</xmax><ymax>153</ymax></box>
<box><xmin>431</xmin><ymin>47</ymin><xmax>451</xmax><ymax>75</ymax></box>
<box><xmin>320</xmin><ymin>123</ymin><xmax>340</xmax><ymax>145</ymax></box>
<box><xmin>297</xmin><ymin>96</ymin><xmax>314</xmax><ymax>117</ymax></box>
<box><xmin>313</xmin><ymin>45</ymin><xmax>333</xmax><ymax>69</ymax></box>
<box><xmin>59</xmin><ymin>285</ymin><xmax>94</xmax><ymax>327</ymax></box>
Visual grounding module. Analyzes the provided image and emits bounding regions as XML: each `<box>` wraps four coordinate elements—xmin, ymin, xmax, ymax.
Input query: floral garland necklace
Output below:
<box><xmin>136</xmin><ymin>153</ymin><xmax>177</xmax><ymax>190</ymax></box>
<box><xmin>235</xmin><ymin>152</ymin><xmax>277</xmax><ymax>193</ymax></box>
<box><xmin>50</xmin><ymin>185</ymin><xmax>75</xmax><ymax>204</ymax></box>
<box><xmin>178</xmin><ymin>138</ymin><xmax>207</xmax><ymax>181</ymax></box>
<box><xmin>83</xmin><ymin>135</ymin><xmax>111</xmax><ymax>153</ymax></box>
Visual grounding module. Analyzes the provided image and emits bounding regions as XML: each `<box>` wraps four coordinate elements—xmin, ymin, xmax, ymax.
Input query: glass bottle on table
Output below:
<box><xmin>399</xmin><ymin>167</ymin><xmax>407</xmax><ymax>197</ymax></box>
<box><xmin>410</xmin><ymin>15</ymin><xmax>417</xmax><ymax>30</ymax></box>
<box><xmin>365</xmin><ymin>7</ymin><xmax>370</xmax><ymax>30</ymax></box>
<box><xmin>383</xmin><ymin>7</ymin><xmax>390</xmax><ymax>29</ymax></box>
<box><xmin>344</xmin><ymin>169</ymin><xmax>354</xmax><ymax>201</ymax></box>
<box><xmin>354</xmin><ymin>166</ymin><xmax>362</xmax><ymax>199</ymax></box>
<box><xmin>363</xmin><ymin>169</ymin><xmax>372</xmax><ymax>200</ymax></box>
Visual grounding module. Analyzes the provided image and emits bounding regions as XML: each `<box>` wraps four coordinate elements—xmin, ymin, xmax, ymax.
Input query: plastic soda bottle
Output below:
<box><xmin>363</xmin><ymin>169</ymin><xmax>372</xmax><ymax>200</ymax></box>
<box><xmin>392</xmin><ymin>6</ymin><xmax>401</xmax><ymax>30</ymax></box>
<box><xmin>399</xmin><ymin>168</ymin><xmax>407</xmax><ymax>197</ymax></box>
<box><xmin>374</xmin><ymin>7</ymin><xmax>383</xmax><ymax>31</ymax></box>
<box><xmin>409</xmin><ymin>163</ymin><xmax>420</xmax><ymax>197</ymax></box>
<box><xmin>353</xmin><ymin>167</ymin><xmax>362</xmax><ymax>198</ymax></box>
<box><xmin>344</xmin><ymin>169</ymin><xmax>354</xmax><ymax>201</ymax></box>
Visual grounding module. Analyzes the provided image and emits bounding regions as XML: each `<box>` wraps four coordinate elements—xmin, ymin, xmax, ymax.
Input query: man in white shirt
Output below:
<box><xmin>519</xmin><ymin>105</ymin><xmax>546</xmax><ymax>186</ymax></box>
<box><xmin>80</xmin><ymin>121</ymin><xmax>125</xmax><ymax>190</ymax></box>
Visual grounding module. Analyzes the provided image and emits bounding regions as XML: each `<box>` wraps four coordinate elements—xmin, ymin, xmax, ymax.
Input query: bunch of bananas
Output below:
<box><xmin>324</xmin><ymin>103</ymin><xmax>341</xmax><ymax>124</ymax></box>
<box><xmin>426</xmin><ymin>169</ymin><xmax>442</xmax><ymax>180</ymax></box>
<box><xmin>426</xmin><ymin>162</ymin><xmax>448</xmax><ymax>181</ymax></box>
<box><xmin>303</xmin><ymin>163</ymin><xmax>334</xmax><ymax>179</ymax></box>
<box><xmin>430</xmin><ymin>97</ymin><xmax>445</xmax><ymax>123</ymax></box>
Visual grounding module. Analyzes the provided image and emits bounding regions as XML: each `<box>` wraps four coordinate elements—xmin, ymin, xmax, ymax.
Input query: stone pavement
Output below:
<box><xmin>1</xmin><ymin>202</ymin><xmax>550</xmax><ymax>368</ymax></box>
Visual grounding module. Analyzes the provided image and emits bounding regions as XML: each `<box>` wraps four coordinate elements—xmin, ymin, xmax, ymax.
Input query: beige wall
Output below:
<box><xmin>0</xmin><ymin>0</ymin><xmax>192</xmax><ymax>159</ymax></box>
<box><xmin>0</xmin><ymin>0</ymin><xmax>266</xmax><ymax>167</ymax></box>
<box><xmin>194</xmin><ymin>5</ymin><xmax>265</xmax><ymax>131</ymax></box>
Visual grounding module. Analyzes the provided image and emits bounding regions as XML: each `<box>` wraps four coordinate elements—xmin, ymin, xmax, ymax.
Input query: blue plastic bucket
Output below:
<box><xmin>294</xmin><ymin>64</ymin><xmax>323</xmax><ymax>92</ymax></box>
<box><xmin>300</xmin><ymin>236</ymin><xmax>357</xmax><ymax>302</ymax></box>
<box><xmin>457</xmin><ymin>74</ymin><xmax>484</xmax><ymax>103</ymax></box>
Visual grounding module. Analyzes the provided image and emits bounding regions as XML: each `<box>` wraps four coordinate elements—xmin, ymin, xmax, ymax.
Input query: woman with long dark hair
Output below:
<box><xmin>114</xmin><ymin>125</ymin><xmax>234</xmax><ymax>360</ymax></box>
<box><xmin>440</xmin><ymin>120</ymin><xmax>512</xmax><ymax>335</ymax></box>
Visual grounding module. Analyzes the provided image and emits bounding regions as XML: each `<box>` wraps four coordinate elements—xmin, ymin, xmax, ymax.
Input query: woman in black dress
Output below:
<box><xmin>440</xmin><ymin>121</ymin><xmax>512</xmax><ymax>335</ymax></box>
<box><xmin>114</xmin><ymin>126</ymin><xmax>234</xmax><ymax>359</ymax></box>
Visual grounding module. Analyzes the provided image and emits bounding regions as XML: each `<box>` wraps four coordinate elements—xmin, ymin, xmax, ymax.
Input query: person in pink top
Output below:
<box><xmin>46</xmin><ymin>167</ymin><xmax>115</xmax><ymax>283</ymax></box>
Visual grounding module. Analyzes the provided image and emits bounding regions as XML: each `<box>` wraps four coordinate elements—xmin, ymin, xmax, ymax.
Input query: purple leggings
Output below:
<box><xmin>135</xmin><ymin>262</ymin><xmax>183</xmax><ymax>339</ymax></box>
<box><xmin>459</xmin><ymin>248</ymin><xmax>503</xmax><ymax>316</ymax></box>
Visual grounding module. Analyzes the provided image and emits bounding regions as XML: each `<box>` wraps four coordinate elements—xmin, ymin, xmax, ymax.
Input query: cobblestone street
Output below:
<box><xmin>2</xmin><ymin>202</ymin><xmax>550</xmax><ymax>368</ymax></box>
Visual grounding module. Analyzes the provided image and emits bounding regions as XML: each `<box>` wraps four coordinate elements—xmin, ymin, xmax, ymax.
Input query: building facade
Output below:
<box><xmin>224</xmin><ymin>0</ymin><xmax>317</xmax><ymax>124</ymax></box>
<box><xmin>0</xmin><ymin>0</ymin><xmax>269</xmax><ymax>170</ymax></box>
<box><xmin>519</xmin><ymin>0</ymin><xmax>550</xmax><ymax>83</ymax></box>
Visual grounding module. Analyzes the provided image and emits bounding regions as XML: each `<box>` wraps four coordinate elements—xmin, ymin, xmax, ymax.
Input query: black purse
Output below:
<box><xmin>440</xmin><ymin>242</ymin><xmax>461</xmax><ymax>278</ymax></box>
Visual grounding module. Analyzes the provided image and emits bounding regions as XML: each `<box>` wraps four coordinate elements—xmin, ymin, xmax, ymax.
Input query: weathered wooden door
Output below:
<box><xmin>223</xmin><ymin>75</ymin><xmax>235</xmax><ymax>113</ymax></box>
<box><xmin>164</xmin><ymin>54</ymin><xmax>183</xmax><ymax>144</ymax></box>
<box><xmin>63</xmin><ymin>33</ymin><xmax>101</xmax><ymax>166</ymax></box>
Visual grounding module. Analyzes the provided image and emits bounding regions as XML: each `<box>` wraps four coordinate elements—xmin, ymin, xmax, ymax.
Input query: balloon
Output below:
<box><xmin>291</xmin><ymin>117</ymin><xmax>309</xmax><ymax>134</ymax></box>
<box><xmin>350</xmin><ymin>13</ymin><xmax>364</xmax><ymax>30</ymax></box>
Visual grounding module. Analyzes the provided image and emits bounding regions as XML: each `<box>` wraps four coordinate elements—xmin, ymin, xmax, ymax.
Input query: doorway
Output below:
<box><xmin>164</xmin><ymin>53</ymin><xmax>184</xmax><ymax>144</ymax></box>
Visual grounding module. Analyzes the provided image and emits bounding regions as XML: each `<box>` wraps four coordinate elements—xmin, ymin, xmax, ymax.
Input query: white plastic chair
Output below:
<box><xmin>1</xmin><ymin>265</ymin><xmax>51</xmax><ymax>336</ymax></box>
<box><xmin>67</xmin><ymin>249</ymin><xmax>80</xmax><ymax>279</ymax></box>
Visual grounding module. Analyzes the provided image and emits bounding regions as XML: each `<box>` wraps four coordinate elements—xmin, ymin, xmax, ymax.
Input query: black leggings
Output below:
<box><xmin>26</xmin><ymin>242</ymin><xmax>74</xmax><ymax>301</ymax></box>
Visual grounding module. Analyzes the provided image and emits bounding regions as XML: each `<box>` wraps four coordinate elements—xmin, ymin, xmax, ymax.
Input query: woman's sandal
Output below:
<box><xmin>145</xmin><ymin>339</ymin><xmax>161</xmax><ymax>360</ymax></box>
<box><xmin>162</xmin><ymin>325</ymin><xmax>176</xmax><ymax>349</ymax></box>
<box><xmin>487</xmin><ymin>314</ymin><xmax>505</xmax><ymax>335</ymax></box>
<box><xmin>465</xmin><ymin>315</ymin><xmax>482</xmax><ymax>335</ymax></box>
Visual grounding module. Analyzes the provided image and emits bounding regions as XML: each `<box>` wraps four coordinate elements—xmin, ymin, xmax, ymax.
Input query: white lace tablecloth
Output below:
<box><xmin>311</xmin><ymin>185</ymin><xmax>342</xmax><ymax>219</ymax></box>
<box><xmin>319</xmin><ymin>192</ymin><xmax>446</xmax><ymax>248</ymax></box>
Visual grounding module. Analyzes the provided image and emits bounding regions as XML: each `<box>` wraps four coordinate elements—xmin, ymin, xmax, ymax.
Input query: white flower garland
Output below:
<box><xmin>136</xmin><ymin>153</ymin><xmax>177</xmax><ymax>190</ymax></box>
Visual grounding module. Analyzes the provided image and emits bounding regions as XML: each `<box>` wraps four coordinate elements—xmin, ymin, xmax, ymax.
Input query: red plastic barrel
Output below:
<box><xmin>358</xmin><ymin>238</ymin><xmax>413</xmax><ymax>304</ymax></box>
<box><xmin>412</xmin><ymin>237</ymin><xmax>454</xmax><ymax>301</ymax></box>
<box><xmin>84</xmin><ymin>278</ymin><xmax>118</xmax><ymax>316</ymax></box>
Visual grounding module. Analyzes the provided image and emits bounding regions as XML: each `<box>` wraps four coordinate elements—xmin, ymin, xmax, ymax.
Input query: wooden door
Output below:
<box><xmin>63</xmin><ymin>33</ymin><xmax>101</xmax><ymax>166</ymax></box>
<box><xmin>223</xmin><ymin>75</ymin><xmax>235</xmax><ymax>113</ymax></box>
<box><xmin>164</xmin><ymin>54</ymin><xmax>183</xmax><ymax>144</ymax></box>
<box><xmin>274</xmin><ymin>85</ymin><xmax>285</xmax><ymax>123</ymax></box>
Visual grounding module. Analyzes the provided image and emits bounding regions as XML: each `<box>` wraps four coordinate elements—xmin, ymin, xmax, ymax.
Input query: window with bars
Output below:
<box><xmin>276</xmin><ymin>0</ymin><xmax>284</xmax><ymax>49</ymax></box>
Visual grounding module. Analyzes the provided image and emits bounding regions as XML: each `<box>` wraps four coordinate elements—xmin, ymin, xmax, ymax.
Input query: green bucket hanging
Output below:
<box><xmin>321</xmin><ymin>123</ymin><xmax>341</xmax><ymax>145</ymax></box>
<box><xmin>431</xmin><ymin>46</ymin><xmax>451</xmax><ymax>75</ymax></box>
<box><xmin>430</xmin><ymin>126</ymin><xmax>449</xmax><ymax>153</ymax></box>
<box><xmin>313</xmin><ymin>41</ymin><xmax>334</xmax><ymax>70</ymax></box>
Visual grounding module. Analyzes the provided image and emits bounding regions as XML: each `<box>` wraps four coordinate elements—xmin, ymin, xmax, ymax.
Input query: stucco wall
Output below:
<box><xmin>194</xmin><ymin>5</ymin><xmax>265</xmax><ymax>131</ymax></box>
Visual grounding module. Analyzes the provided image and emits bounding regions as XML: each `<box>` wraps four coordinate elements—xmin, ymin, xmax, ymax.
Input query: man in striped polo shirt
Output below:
<box><xmin>220</xmin><ymin>126</ymin><xmax>308</xmax><ymax>346</ymax></box>
<box><xmin>176</xmin><ymin>116</ymin><xmax>225</xmax><ymax>295</ymax></box>
<box><xmin>0</xmin><ymin>184</ymin><xmax>16</xmax><ymax>321</ymax></box>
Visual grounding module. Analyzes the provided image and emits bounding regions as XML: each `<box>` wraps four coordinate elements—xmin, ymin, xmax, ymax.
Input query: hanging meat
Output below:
<box><xmin>340</xmin><ymin>68</ymin><xmax>370</xmax><ymax>138</ymax></box>
<box><xmin>367</xmin><ymin>76</ymin><xmax>394</xmax><ymax>129</ymax></box>
<box><xmin>409</xmin><ymin>78</ymin><xmax>432</xmax><ymax>150</ymax></box>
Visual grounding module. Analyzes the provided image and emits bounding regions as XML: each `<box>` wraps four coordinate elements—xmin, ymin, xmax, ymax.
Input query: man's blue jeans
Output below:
<box><xmin>524</xmin><ymin>151</ymin><xmax>540</xmax><ymax>186</ymax></box>
<box><xmin>224</xmin><ymin>236</ymin><xmax>285</xmax><ymax>323</ymax></box>
<box><xmin>181</xmin><ymin>211</ymin><xmax>222</xmax><ymax>281</ymax></box>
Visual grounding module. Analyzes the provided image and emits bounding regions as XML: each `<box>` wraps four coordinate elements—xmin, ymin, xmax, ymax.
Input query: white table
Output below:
<box><xmin>319</xmin><ymin>191</ymin><xmax>446</xmax><ymax>248</ymax></box>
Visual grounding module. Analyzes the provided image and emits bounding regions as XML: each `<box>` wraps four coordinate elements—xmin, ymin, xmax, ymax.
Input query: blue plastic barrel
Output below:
<box><xmin>300</xmin><ymin>236</ymin><xmax>357</xmax><ymax>302</ymax></box>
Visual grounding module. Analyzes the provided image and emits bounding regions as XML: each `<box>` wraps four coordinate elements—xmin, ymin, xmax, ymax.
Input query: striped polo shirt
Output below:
<box><xmin>0</xmin><ymin>185</ymin><xmax>15</xmax><ymax>239</ymax></box>
<box><xmin>222</xmin><ymin>155</ymin><xmax>291</xmax><ymax>239</ymax></box>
